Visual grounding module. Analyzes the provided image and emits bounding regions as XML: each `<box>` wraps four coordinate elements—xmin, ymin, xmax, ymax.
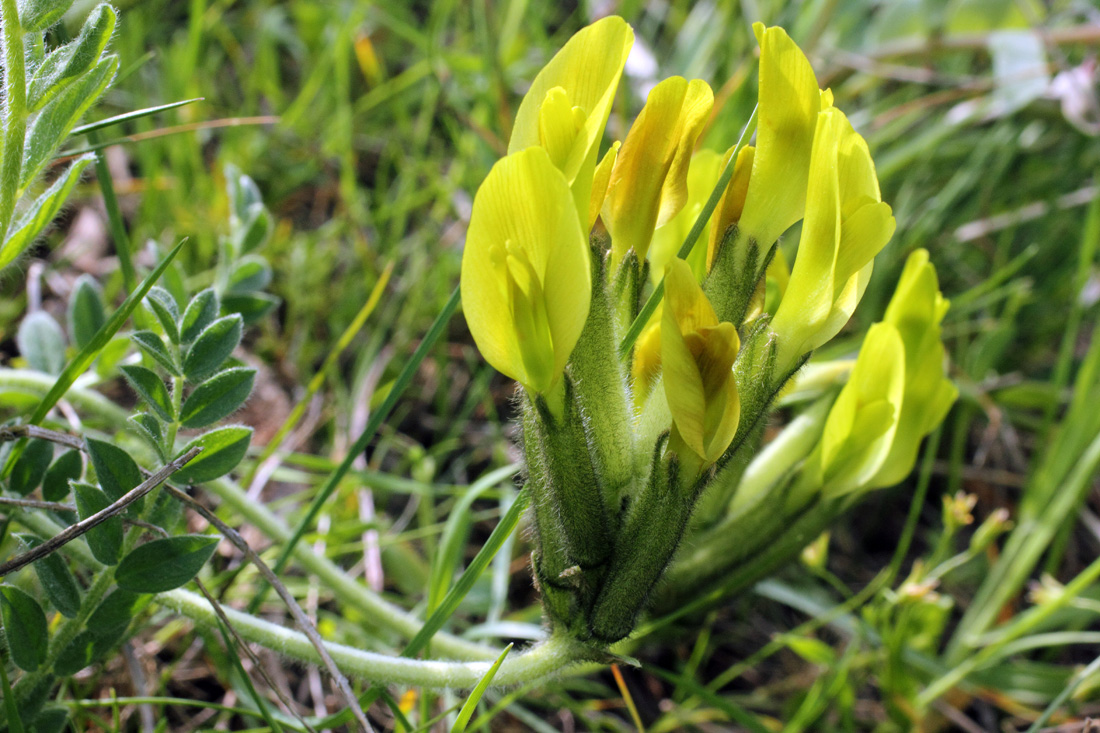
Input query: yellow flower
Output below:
<box><xmin>648</xmin><ymin>148</ymin><xmax>725</xmax><ymax>283</ymax></box>
<box><xmin>631</xmin><ymin>305</ymin><xmax>663</xmax><ymax>402</ymax></box>
<box><xmin>602</xmin><ymin>76</ymin><xmax>714</xmax><ymax>267</ymax></box>
<box><xmin>460</xmin><ymin>147</ymin><xmax>591</xmax><ymax>397</ymax></box>
<box><xmin>587</xmin><ymin>141</ymin><xmax>619</xmax><ymax>233</ymax></box>
<box><xmin>706</xmin><ymin>144</ymin><xmax>754</xmax><ymax>270</ymax></box>
<box><xmin>736</xmin><ymin>24</ymin><xmax>831</xmax><ymax>258</ymax></box>
<box><xmin>814</xmin><ymin>322</ymin><xmax>906</xmax><ymax>497</ymax></box>
<box><xmin>770</xmin><ymin>107</ymin><xmax>896</xmax><ymax>373</ymax></box>
<box><xmin>509</xmin><ymin>16</ymin><xmax>634</xmax><ymax>224</ymax></box>
<box><xmin>661</xmin><ymin>259</ymin><xmax>740</xmax><ymax>466</ymax></box>
<box><xmin>866</xmin><ymin>249</ymin><xmax>957</xmax><ymax>488</ymax></box>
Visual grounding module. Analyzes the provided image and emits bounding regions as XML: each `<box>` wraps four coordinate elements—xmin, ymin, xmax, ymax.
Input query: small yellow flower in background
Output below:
<box><xmin>508</xmin><ymin>16</ymin><xmax>634</xmax><ymax>225</ymax></box>
<box><xmin>814</xmin><ymin>322</ymin><xmax>906</xmax><ymax>496</ymax></box>
<box><xmin>648</xmin><ymin>148</ymin><xmax>725</xmax><ymax>283</ymax></box>
<box><xmin>866</xmin><ymin>249</ymin><xmax>957</xmax><ymax>488</ymax></box>
<box><xmin>736</xmin><ymin>24</ymin><xmax>830</xmax><ymax>259</ymax></box>
<box><xmin>661</xmin><ymin>259</ymin><xmax>741</xmax><ymax>467</ymax></box>
<box><xmin>770</xmin><ymin>107</ymin><xmax>896</xmax><ymax>373</ymax></box>
<box><xmin>602</xmin><ymin>76</ymin><xmax>714</xmax><ymax>268</ymax></box>
<box><xmin>460</xmin><ymin>147</ymin><xmax>591</xmax><ymax>398</ymax></box>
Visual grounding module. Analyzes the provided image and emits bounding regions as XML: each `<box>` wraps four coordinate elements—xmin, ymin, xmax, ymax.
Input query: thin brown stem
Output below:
<box><xmin>0</xmin><ymin>447</ymin><xmax>202</xmax><ymax>577</ymax></box>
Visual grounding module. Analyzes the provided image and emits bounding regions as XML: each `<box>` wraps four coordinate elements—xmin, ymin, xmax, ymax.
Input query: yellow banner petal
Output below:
<box><xmin>508</xmin><ymin>16</ymin><xmax>633</xmax><ymax>187</ymax></box>
<box><xmin>737</xmin><ymin>24</ymin><xmax>825</xmax><ymax>253</ymax></box>
<box><xmin>461</xmin><ymin>148</ymin><xmax>591</xmax><ymax>395</ymax></box>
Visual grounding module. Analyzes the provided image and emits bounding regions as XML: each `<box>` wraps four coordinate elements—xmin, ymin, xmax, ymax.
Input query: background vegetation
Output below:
<box><xmin>4</xmin><ymin>0</ymin><xmax>1100</xmax><ymax>729</ymax></box>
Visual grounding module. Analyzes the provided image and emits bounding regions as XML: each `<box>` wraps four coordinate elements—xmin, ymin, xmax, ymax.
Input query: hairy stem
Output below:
<box><xmin>0</xmin><ymin>0</ymin><xmax>25</xmax><ymax>242</ymax></box>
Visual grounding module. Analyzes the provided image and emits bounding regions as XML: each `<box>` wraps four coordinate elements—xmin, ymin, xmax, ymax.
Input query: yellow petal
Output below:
<box><xmin>706</xmin><ymin>144</ymin><xmax>755</xmax><ymax>271</ymax></box>
<box><xmin>631</xmin><ymin>306</ymin><xmax>662</xmax><ymax>401</ymax></box>
<box><xmin>509</xmin><ymin>17</ymin><xmax>633</xmax><ymax>186</ymax></box>
<box><xmin>461</xmin><ymin>147</ymin><xmax>591</xmax><ymax>395</ymax></box>
<box><xmin>661</xmin><ymin>260</ymin><xmax>740</xmax><ymax>464</ymax></box>
<box><xmin>820</xmin><ymin>322</ymin><xmax>906</xmax><ymax>496</ymax></box>
<box><xmin>869</xmin><ymin>250</ymin><xmax>957</xmax><ymax>487</ymax></box>
<box><xmin>649</xmin><ymin>148</ymin><xmax>724</xmax><ymax>282</ymax></box>
<box><xmin>770</xmin><ymin>108</ymin><xmax>894</xmax><ymax>372</ymax></box>
<box><xmin>603</xmin><ymin>76</ymin><xmax>714</xmax><ymax>266</ymax></box>
<box><xmin>737</xmin><ymin>24</ymin><xmax>825</xmax><ymax>252</ymax></box>
<box><xmin>587</xmin><ymin>141</ymin><xmax>620</xmax><ymax>232</ymax></box>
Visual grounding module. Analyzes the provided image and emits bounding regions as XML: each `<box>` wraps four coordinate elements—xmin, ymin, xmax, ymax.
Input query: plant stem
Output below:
<box><xmin>0</xmin><ymin>367</ymin><xmax>493</xmax><ymax>662</ymax></box>
<box><xmin>204</xmin><ymin>474</ymin><xmax>497</xmax><ymax>661</ymax></box>
<box><xmin>0</xmin><ymin>0</ymin><xmax>26</xmax><ymax>243</ymax></box>
<box><xmin>157</xmin><ymin>588</ymin><xmax>591</xmax><ymax>688</ymax></box>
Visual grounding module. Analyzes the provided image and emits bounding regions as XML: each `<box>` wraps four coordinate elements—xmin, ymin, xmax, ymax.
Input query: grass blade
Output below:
<box><xmin>69</xmin><ymin>98</ymin><xmax>204</xmax><ymax>137</ymax></box>
<box><xmin>450</xmin><ymin>643</ymin><xmax>513</xmax><ymax>732</ymax></box>
<box><xmin>618</xmin><ymin>105</ymin><xmax>757</xmax><ymax>359</ymax></box>
<box><xmin>250</xmin><ymin>284</ymin><xmax>461</xmax><ymax>612</ymax></box>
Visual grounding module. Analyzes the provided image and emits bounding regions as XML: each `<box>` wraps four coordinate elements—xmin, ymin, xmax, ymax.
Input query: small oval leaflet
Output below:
<box><xmin>0</xmin><ymin>585</ymin><xmax>49</xmax><ymax>671</ymax></box>
<box><xmin>115</xmin><ymin>535</ymin><xmax>220</xmax><ymax>593</ymax></box>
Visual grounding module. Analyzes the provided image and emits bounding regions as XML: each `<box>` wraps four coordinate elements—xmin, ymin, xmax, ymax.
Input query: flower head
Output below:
<box><xmin>461</xmin><ymin>147</ymin><xmax>591</xmax><ymax>397</ymax></box>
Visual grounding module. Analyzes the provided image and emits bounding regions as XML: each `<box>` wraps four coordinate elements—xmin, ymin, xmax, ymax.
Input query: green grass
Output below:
<box><xmin>4</xmin><ymin>0</ymin><xmax>1100</xmax><ymax>730</ymax></box>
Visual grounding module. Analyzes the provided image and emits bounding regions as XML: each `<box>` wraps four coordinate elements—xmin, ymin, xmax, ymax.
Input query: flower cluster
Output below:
<box><xmin>460</xmin><ymin>17</ymin><xmax>955</xmax><ymax>644</ymax></box>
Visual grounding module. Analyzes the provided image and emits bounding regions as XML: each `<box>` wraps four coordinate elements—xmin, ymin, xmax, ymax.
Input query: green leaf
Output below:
<box><xmin>85</xmin><ymin>438</ymin><xmax>142</xmax><ymax>503</ymax></box>
<box><xmin>143</xmin><ymin>286</ymin><xmax>180</xmax><ymax>344</ymax></box>
<box><xmin>67</xmin><ymin>275</ymin><xmax>106</xmax><ymax>350</ymax></box>
<box><xmin>9</xmin><ymin>439</ymin><xmax>53</xmax><ymax>496</ymax></box>
<box><xmin>17</xmin><ymin>536</ymin><xmax>80</xmax><ymax>619</ymax></box>
<box><xmin>235</xmin><ymin>205</ymin><xmax>272</xmax><ymax>254</ymax></box>
<box><xmin>227</xmin><ymin>255</ymin><xmax>272</xmax><ymax>294</ymax></box>
<box><xmin>180</xmin><ymin>367</ymin><xmax>255</xmax><ymax>429</ymax></box>
<box><xmin>52</xmin><ymin>630</ymin><xmax>94</xmax><ymax>676</ymax></box>
<box><xmin>179</xmin><ymin>288</ymin><xmax>219</xmax><ymax>344</ymax></box>
<box><xmin>21</xmin><ymin>56</ymin><xmax>118</xmax><ymax>189</ymax></box>
<box><xmin>16</xmin><ymin>312</ymin><xmax>66</xmax><ymax>375</ymax></box>
<box><xmin>128</xmin><ymin>413</ymin><xmax>165</xmax><ymax>460</ymax></box>
<box><xmin>72</xmin><ymin>482</ymin><xmax>122</xmax><ymax>565</ymax></box>
<box><xmin>0</xmin><ymin>585</ymin><xmax>48</xmax><ymax>672</ymax></box>
<box><xmin>0</xmin><ymin>157</ymin><xmax>92</xmax><ymax>270</ymax></box>
<box><xmin>183</xmin><ymin>314</ymin><xmax>243</xmax><ymax>381</ymax></box>
<box><xmin>131</xmin><ymin>330</ymin><xmax>180</xmax><ymax>375</ymax></box>
<box><xmin>222</xmin><ymin>292</ymin><xmax>279</xmax><ymax>325</ymax></box>
<box><xmin>227</xmin><ymin>164</ymin><xmax>263</xmax><ymax>223</ymax></box>
<box><xmin>17</xmin><ymin>0</ymin><xmax>76</xmax><ymax>32</ymax></box>
<box><xmin>26</xmin><ymin>239</ymin><xmax>187</xmax><ymax>427</ymax></box>
<box><xmin>29</xmin><ymin>707</ymin><xmax>68</xmax><ymax>733</ymax></box>
<box><xmin>115</xmin><ymin>535</ymin><xmax>219</xmax><ymax>593</ymax></box>
<box><xmin>26</xmin><ymin>4</ymin><xmax>116</xmax><ymax>111</ymax></box>
<box><xmin>41</xmin><ymin>450</ymin><xmax>82</xmax><ymax>502</ymax></box>
<box><xmin>120</xmin><ymin>364</ymin><xmax>174</xmax><ymax>422</ymax></box>
<box><xmin>87</xmin><ymin>589</ymin><xmax>141</xmax><ymax>638</ymax></box>
<box><xmin>451</xmin><ymin>643</ymin><xmax>513</xmax><ymax>732</ymax></box>
<box><xmin>172</xmin><ymin>426</ymin><xmax>252</xmax><ymax>485</ymax></box>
